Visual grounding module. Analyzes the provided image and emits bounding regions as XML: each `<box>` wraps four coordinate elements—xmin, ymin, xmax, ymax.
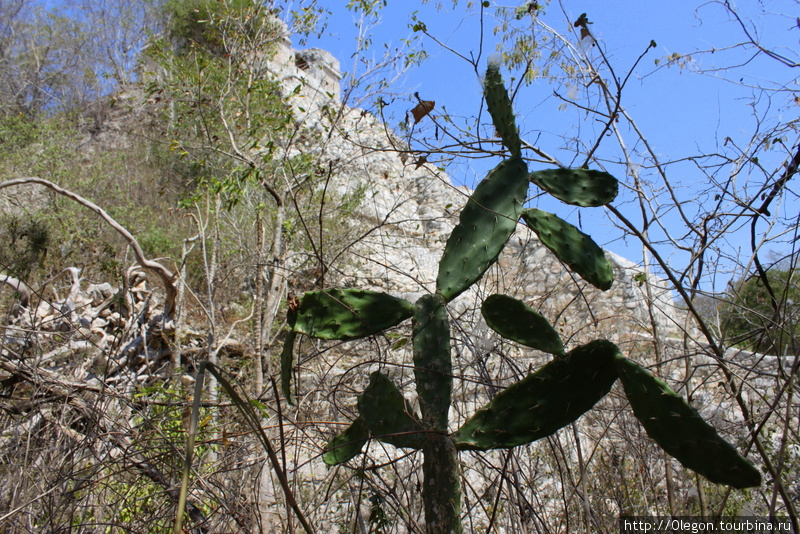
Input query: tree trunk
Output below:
<box><xmin>254</xmin><ymin>213</ymin><xmax>265</xmax><ymax>395</ymax></box>
<box><xmin>260</xmin><ymin>201</ymin><xmax>287</xmax><ymax>379</ymax></box>
<box><xmin>422</xmin><ymin>434</ymin><xmax>461</xmax><ymax>534</ymax></box>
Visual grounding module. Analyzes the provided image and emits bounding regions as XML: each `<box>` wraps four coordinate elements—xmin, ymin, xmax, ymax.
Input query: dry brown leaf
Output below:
<box><xmin>411</xmin><ymin>100</ymin><xmax>435</xmax><ymax>124</ymax></box>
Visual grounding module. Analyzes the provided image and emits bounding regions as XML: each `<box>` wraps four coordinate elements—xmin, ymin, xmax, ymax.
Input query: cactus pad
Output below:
<box><xmin>294</xmin><ymin>288</ymin><xmax>413</xmax><ymax>340</ymax></box>
<box><xmin>484</xmin><ymin>63</ymin><xmax>521</xmax><ymax>158</ymax></box>
<box><xmin>617</xmin><ymin>357</ymin><xmax>761</xmax><ymax>489</ymax></box>
<box><xmin>481</xmin><ymin>294</ymin><xmax>564</xmax><ymax>355</ymax></box>
<box><xmin>323</xmin><ymin>417</ymin><xmax>370</xmax><ymax>465</ymax></box>
<box><xmin>358</xmin><ymin>371</ymin><xmax>426</xmax><ymax>449</ymax></box>
<box><xmin>413</xmin><ymin>294</ymin><xmax>453</xmax><ymax>431</ymax></box>
<box><xmin>521</xmin><ymin>208</ymin><xmax>614</xmax><ymax>291</ymax></box>
<box><xmin>529</xmin><ymin>168</ymin><xmax>618</xmax><ymax>207</ymax></box>
<box><xmin>437</xmin><ymin>157</ymin><xmax>529</xmax><ymax>302</ymax></box>
<box><xmin>279</xmin><ymin>329</ymin><xmax>298</xmax><ymax>404</ymax></box>
<box><xmin>453</xmin><ymin>340</ymin><xmax>620</xmax><ymax>450</ymax></box>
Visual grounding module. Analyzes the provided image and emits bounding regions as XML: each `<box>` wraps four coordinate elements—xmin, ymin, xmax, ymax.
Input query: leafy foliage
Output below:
<box><xmin>0</xmin><ymin>215</ymin><xmax>50</xmax><ymax>279</ymax></box>
<box><xmin>722</xmin><ymin>268</ymin><xmax>799</xmax><ymax>355</ymax></box>
<box><xmin>148</xmin><ymin>0</ymin><xmax>294</xmax><ymax>204</ymax></box>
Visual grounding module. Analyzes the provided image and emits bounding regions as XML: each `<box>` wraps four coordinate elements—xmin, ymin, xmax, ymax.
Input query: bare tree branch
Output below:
<box><xmin>0</xmin><ymin>177</ymin><xmax>178</xmax><ymax>317</ymax></box>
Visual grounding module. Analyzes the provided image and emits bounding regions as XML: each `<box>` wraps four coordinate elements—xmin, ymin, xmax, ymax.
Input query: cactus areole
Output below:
<box><xmin>286</xmin><ymin>63</ymin><xmax>759</xmax><ymax>534</ymax></box>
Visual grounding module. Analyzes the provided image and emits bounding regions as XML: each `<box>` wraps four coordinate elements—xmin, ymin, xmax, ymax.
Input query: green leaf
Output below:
<box><xmin>521</xmin><ymin>208</ymin><xmax>613</xmax><ymax>290</ymax></box>
<box><xmin>481</xmin><ymin>294</ymin><xmax>563</xmax><ymax>354</ymax></box>
<box><xmin>391</xmin><ymin>337</ymin><xmax>408</xmax><ymax>350</ymax></box>
<box><xmin>617</xmin><ymin>357</ymin><xmax>761</xmax><ymax>489</ymax></box>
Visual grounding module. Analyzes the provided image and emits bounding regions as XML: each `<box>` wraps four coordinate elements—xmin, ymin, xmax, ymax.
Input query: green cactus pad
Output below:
<box><xmin>481</xmin><ymin>294</ymin><xmax>564</xmax><ymax>355</ymax></box>
<box><xmin>323</xmin><ymin>417</ymin><xmax>369</xmax><ymax>465</ymax></box>
<box><xmin>484</xmin><ymin>63</ymin><xmax>521</xmax><ymax>158</ymax></box>
<box><xmin>617</xmin><ymin>358</ymin><xmax>761</xmax><ymax>489</ymax></box>
<box><xmin>280</xmin><ymin>328</ymin><xmax>298</xmax><ymax>405</ymax></box>
<box><xmin>437</xmin><ymin>157</ymin><xmax>529</xmax><ymax>302</ymax></box>
<box><xmin>529</xmin><ymin>168</ymin><xmax>619</xmax><ymax>207</ymax></box>
<box><xmin>413</xmin><ymin>294</ymin><xmax>453</xmax><ymax>431</ymax></box>
<box><xmin>294</xmin><ymin>288</ymin><xmax>413</xmax><ymax>340</ymax></box>
<box><xmin>358</xmin><ymin>371</ymin><xmax>426</xmax><ymax>449</ymax></box>
<box><xmin>453</xmin><ymin>340</ymin><xmax>620</xmax><ymax>450</ymax></box>
<box><xmin>521</xmin><ymin>208</ymin><xmax>614</xmax><ymax>291</ymax></box>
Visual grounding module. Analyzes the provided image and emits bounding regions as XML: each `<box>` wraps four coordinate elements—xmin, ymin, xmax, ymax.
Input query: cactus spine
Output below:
<box><xmin>286</xmin><ymin>62</ymin><xmax>759</xmax><ymax>533</ymax></box>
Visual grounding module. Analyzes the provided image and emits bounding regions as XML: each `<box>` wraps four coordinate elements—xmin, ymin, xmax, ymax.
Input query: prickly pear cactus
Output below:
<box><xmin>481</xmin><ymin>294</ymin><xmax>563</xmax><ymax>355</ymax></box>
<box><xmin>324</xmin><ymin>371</ymin><xmax>427</xmax><ymax>465</ymax></box>
<box><xmin>436</xmin><ymin>156</ymin><xmax>528</xmax><ymax>302</ymax></box>
<box><xmin>413</xmin><ymin>294</ymin><xmax>452</xmax><ymax>431</ymax></box>
<box><xmin>521</xmin><ymin>208</ymin><xmax>614</xmax><ymax>290</ymax></box>
<box><xmin>453</xmin><ymin>340</ymin><xmax>620</xmax><ymax>450</ymax></box>
<box><xmin>357</xmin><ymin>371</ymin><xmax>426</xmax><ymax>449</ymax></box>
<box><xmin>280</xmin><ymin>288</ymin><xmax>414</xmax><ymax>403</ymax></box>
<box><xmin>323</xmin><ymin>416</ymin><xmax>369</xmax><ymax>465</ymax></box>
<box><xmin>484</xmin><ymin>60</ymin><xmax>521</xmax><ymax>158</ymax></box>
<box><xmin>282</xmin><ymin>61</ymin><xmax>759</xmax><ymax>533</ymax></box>
<box><xmin>617</xmin><ymin>357</ymin><xmax>761</xmax><ymax>489</ymax></box>
<box><xmin>293</xmin><ymin>288</ymin><xmax>413</xmax><ymax>340</ymax></box>
<box><xmin>529</xmin><ymin>168</ymin><xmax>618</xmax><ymax>207</ymax></box>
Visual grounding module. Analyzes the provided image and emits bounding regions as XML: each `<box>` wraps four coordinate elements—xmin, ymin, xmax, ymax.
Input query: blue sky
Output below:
<box><xmin>301</xmin><ymin>1</ymin><xmax>799</xmax><ymax>291</ymax></box>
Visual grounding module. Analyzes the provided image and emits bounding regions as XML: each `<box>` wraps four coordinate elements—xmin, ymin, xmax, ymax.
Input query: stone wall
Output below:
<box><xmin>269</xmin><ymin>21</ymin><xmax>342</xmax><ymax>116</ymax></box>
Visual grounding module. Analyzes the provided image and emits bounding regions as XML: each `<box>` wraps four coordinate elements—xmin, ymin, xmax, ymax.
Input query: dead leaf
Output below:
<box><xmin>288</xmin><ymin>293</ymin><xmax>300</xmax><ymax>313</ymax></box>
<box><xmin>413</xmin><ymin>155</ymin><xmax>428</xmax><ymax>169</ymax></box>
<box><xmin>182</xmin><ymin>399</ymin><xmax>193</xmax><ymax>432</ymax></box>
<box><xmin>411</xmin><ymin>100</ymin><xmax>435</xmax><ymax>124</ymax></box>
<box><xmin>574</xmin><ymin>13</ymin><xmax>591</xmax><ymax>28</ymax></box>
